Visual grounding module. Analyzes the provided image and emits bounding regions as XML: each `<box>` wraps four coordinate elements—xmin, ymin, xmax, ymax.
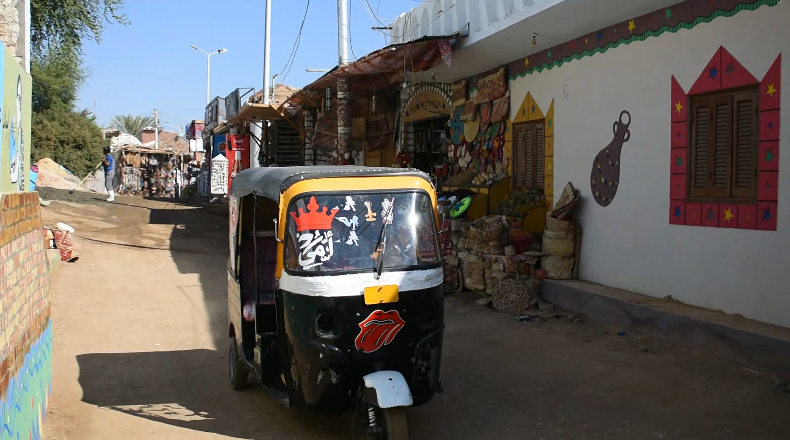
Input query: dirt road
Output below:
<box><xmin>41</xmin><ymin>194</ymin><xmax>790</xmax><ymax>440</ymax></box>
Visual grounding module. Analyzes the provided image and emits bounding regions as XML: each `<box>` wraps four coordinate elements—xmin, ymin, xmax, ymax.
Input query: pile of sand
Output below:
<box><xmin>36</xmin><ymin>158</ymin><xmax>82</xmax><ymax>184</ymax></box>
<box><xmin>35</xmin><ymin>158</ymin><xmax>88</xmax><ymax>191</ymax></box>
<box><xmin>36</xmin><ymin>170</ymin><xmax>89</xmax><ymax>191</ymax></box>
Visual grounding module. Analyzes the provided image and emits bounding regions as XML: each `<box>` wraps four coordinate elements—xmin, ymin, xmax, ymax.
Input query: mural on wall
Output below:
<box><xmin>669</xmin><ymin>47</ymin><xmax>780</xmax><ymax>231</ymax></box>
<box><xmin>591</xmin><ymin>111</ymin><xmax>631</xmax><ymax>207</ymax></box>
<box><xmin>507</xmin><ymin>0</ymin><xmax>779</xmax><ymax>80</ymax></box>
<box><xmin>0</xmin><ymin>44</ymin><xmax>32</xmax><ymax>193</ymax></box>
<box><xmin>0</xmin><ymin>324</ymin><xmax>53</xmax><ymax>440</ymax></box>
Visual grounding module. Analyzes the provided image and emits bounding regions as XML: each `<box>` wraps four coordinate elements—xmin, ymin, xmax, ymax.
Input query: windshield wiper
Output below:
<box><xmin>373</xmin><ymin>198</ymin><xmax>395</xmax><ymax>280</ymax></box>
<box><xmin>373</xmin><ymin>221</ymin><xmax>388</xmax><ymax>280</ymax></box>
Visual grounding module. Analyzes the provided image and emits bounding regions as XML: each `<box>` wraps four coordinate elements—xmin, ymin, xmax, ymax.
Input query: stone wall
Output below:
<box><xmin>0</xmin><ymin>192</ymin><xmax>53</xmax><ymax>440</ymax></box>
<box><xmin>0</xmin><ymin>0</ymin><xmax>28</xmax><ymax>70</ymax></box>
<box><xmin>0</xmin><ymin>0</ymin><xmax>19</xmax><ymax>57</ymax></box>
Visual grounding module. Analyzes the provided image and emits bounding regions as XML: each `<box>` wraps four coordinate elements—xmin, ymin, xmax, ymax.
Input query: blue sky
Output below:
<box><xmin>76</xmin><ymin>0</ymin><xmax>421</xmax><ymax>131</ymax></box>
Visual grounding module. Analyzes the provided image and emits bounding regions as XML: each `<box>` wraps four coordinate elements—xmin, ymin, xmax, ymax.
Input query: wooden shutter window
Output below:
<box><xmin>535</xmin><ymin>124</ymin><xmax>545</xmax><ymax>188</ymax></box>
<box><xmin>512</xmin><ymin>121</ymin><xmax>546</xmax><ymax>190</ymax></box>
<box><xmin>691</xmin><ymin>103</ymin><xmax>710</xmax><ymax>193</ymax></box>
<box><xmin>688</xmin><ymin>87</ymin><xmax>759</xmax><ymax>202</ymax></box>
<box><xmin>524</xmin><ymin>126</ymin><xmax>535</xmax><ymax>188</ymax></box>
<box><xmin>731</xmin><ymin>91</ymin><xmax>758</xmax><ymax>199</ymax></box>
<box><xmin>513</xmin><ymin>126</ymin><xmax>526</xmax><ymax>189</ymax></box>
<box><xmin>712</xmin><ymin>97</ymin><xmax>732</xmax><ymax>195</ymax></box>
<box><xmin>690</xmin><ymin>95</ymin><xmax>731</xmax><ymax>198</ymax></box>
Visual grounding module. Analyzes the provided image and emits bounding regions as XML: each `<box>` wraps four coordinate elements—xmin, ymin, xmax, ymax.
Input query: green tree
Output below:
<box><xmin>30</xmin><ymin>0</ymin><xmax>128</xmax><ymax>177</ymax></box>
<box><xmin>32</xmin><ymin>108</ymin><xmax>105</xmax><ymax>177</ymax></box>
<box><xmin>31</xmin><ymin>0</ymin><xmax>128</xmax><ymax>55</ymax></box>
<box><xmin>110</xmin><ymin>115</ymin><xmax>156</xmax><ymax>136</ymax></box>
<box><xmin>31</xmin><ymin>46</ymin><xmax>85</xmax><ymax>113</ymax></box>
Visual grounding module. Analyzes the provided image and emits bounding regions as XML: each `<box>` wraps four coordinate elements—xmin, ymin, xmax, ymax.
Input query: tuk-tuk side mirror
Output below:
<box><xmin>272</xmin><ymin>218</ymin><xmax>283</xmax><ymax>243</ymax></box>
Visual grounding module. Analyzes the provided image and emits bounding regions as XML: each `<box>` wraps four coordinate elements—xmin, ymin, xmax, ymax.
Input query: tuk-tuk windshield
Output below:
<box><xmin>285</xmin><ymin>192</ymin><xmax>440</xmax><ymax>273</ymax></box>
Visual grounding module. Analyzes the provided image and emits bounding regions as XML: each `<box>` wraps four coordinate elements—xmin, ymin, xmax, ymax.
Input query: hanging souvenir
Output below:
<box><xmin>479</xmin><ymin>102</ymin><xmax>492</xmax><ymax>133</ymax></box>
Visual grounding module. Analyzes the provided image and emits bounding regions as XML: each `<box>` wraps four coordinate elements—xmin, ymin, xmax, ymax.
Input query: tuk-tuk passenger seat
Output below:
<box><xmin>256</xmin><ymin>230</ymin><xmax>277</xmax><ymax>305</ymax></box>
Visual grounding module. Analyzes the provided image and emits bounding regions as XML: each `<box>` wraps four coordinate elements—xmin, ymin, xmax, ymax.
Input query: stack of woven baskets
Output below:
<box><xmin>542</xmin><ymin>183</ymin><xmax>581</xmax><ymax>280</ymax></box>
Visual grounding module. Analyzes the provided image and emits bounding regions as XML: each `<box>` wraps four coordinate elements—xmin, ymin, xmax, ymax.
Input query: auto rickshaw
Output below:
<box><xmin>227</xmin><ymin>166</ymin><xmax>445</xmax><ymax>439</ymax></box>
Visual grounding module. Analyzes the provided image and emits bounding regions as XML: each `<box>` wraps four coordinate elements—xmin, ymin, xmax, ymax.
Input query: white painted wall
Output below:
<box><xmin>509</xmin><ymin>4</ymin><xmax>790</xmax><ymax>327</ymax></box>
<box><xmin>391</xmin><ymin>0</ymin><xmax>564</xmax><ymax>44</ymax></box>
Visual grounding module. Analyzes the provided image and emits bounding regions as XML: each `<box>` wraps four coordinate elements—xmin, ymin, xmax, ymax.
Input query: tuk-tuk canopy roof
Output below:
<box><xmin>230</xmin><ymin>166</ymin><xmax>433</xmax><ymax>202</ymax></box>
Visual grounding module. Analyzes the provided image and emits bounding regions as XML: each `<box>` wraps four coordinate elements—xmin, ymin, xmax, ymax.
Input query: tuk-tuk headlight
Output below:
<box><xmin>316</xmin><ymin>308</ymin><xmax>344</xmax><ymax>337</ymax></box>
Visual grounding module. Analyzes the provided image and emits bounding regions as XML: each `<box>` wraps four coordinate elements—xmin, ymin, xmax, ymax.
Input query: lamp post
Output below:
<box><xmin>190</xmin><ymin>46</ymin><xmax>228</xmax><ymax>105</ymax></box>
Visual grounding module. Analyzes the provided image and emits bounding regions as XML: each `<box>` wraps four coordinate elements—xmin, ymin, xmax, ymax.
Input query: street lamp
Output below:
<box><xmin>191</xmin><ymin>45</ymin><xmax>228</xmax><ymax>105</ymax></box>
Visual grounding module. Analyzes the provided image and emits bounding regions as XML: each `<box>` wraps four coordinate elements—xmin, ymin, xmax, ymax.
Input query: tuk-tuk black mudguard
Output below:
<box><xmin>280</xmin><ymin>285</ymin><xmax>444</xmax><ymax>413</ymax></box>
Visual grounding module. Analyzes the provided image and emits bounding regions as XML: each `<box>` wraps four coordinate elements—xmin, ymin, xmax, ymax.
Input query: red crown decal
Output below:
<box><xmin>290</xmin><ymin>197</ymin><xmax>339</xmax><ymax>231</ymax></box>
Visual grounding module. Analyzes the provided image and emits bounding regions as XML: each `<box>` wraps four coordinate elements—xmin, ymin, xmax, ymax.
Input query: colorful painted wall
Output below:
<box><xmin>508</xmin><ymin>0</ymin><xmax>789</xmax><ymax>327</ymax></box>
<box><xmin>0</xmin><ymin>41</ymin><xmax>32</xmax><ymax>194</ymax></box>
<box><xmin>0</xmin><ymin>192</ymin><xmax>53</xmax><ymax>440</ymax></box>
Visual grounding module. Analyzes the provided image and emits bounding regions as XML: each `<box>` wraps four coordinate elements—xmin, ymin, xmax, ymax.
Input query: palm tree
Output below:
<box><xmin>110</xmin><ymin>115</ymin><xmax>156</xmax><ymax>137</ymax></box>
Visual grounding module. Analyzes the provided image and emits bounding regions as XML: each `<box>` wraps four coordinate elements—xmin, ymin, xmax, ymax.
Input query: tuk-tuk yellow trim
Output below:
<box><xmin>275</xmin><ymin>176</ymin><xmax>438</xmax><ymax>278</ymax></box>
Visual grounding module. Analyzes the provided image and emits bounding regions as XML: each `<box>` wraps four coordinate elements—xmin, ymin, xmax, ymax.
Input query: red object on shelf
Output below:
<box><xmin>510</xmin><ymin>226</ymin><xmax>533</xmax><ymax>254</ymax></box>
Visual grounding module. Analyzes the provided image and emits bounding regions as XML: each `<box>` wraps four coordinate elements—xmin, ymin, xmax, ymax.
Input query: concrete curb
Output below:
<box><xmin>542</xmin><ymin>280</ymin><xmax>790</xmax><ymax>378</ymax></box>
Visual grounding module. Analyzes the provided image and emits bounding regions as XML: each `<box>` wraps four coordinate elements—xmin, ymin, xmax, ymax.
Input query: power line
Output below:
<box><xmin>277</xmin><ymin>0</ymin><xmax>311</xmax><ymax>86</ymax></box>
<box><xmin>349</xmin><ymin>0</ymin><xmax>358</xmax><ymax>60</ymax></box>
<box><xmin>360</xmin><ymin>0</ymin><xmax>392</xmax><ymax>44</ymax></box>
<box><xmin>389</xmin><ymin>5</ymin><xmax>452</xmax><ymax>40</ymax></box>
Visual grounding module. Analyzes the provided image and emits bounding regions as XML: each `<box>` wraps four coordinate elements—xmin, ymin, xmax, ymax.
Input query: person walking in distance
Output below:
<box><xmin>103</xmin><ymin>146</ymin><xmax>116</xmax><ymax>202</ymax></box>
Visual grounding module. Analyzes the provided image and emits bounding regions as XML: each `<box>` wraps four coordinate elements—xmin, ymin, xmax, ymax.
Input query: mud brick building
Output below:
<box><xmin>0</xmin><ymin>192</ymin><xmax>52</xmax><ymax>440</ymax></box>
<box><xmin>0</xmin><ymin>1</ymin><xmax>51</xmax><ymax>439</ymax></box>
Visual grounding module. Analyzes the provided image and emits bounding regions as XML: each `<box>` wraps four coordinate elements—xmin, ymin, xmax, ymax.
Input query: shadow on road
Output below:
<box><xmin>76</xmin><ymin>350</ymin><xmax>352</xmax><ymax>439</ymax></box>
<box><xmin>142</xmin><ymin>203</ymin><xmax>231</xmax><ymax>350</ymax></box>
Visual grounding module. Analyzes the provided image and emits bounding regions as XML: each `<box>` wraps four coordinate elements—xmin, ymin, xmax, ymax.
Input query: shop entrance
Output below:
<box><xmin>411</xmin><ymin>116</ymin><xmax>450</xmax><ymax>185</ymax></box>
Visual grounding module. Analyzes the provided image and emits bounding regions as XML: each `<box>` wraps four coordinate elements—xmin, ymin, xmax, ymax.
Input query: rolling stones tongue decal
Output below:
<box><xmin>354</xmin><ymin>310</ymin><xmax>405</xmax><ymax>353</ymax></box>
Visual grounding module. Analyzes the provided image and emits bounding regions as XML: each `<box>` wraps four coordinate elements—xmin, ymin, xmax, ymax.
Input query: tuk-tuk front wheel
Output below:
<box><xmin>229</xmin><ymin>336</ymin><xmax>248</xmax><ymax>390</ymax></box>
<box><xmin>381</xmin><ymin>408</ymin><xmax>408</xmax><ymax>440</ymax></box>
<box><xmin>365</xmin><ymin>407</ymin><xmax>408</xmax><ymax>440</ymax></box>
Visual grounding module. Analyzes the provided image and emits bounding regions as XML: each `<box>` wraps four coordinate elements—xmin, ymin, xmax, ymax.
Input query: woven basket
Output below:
<box><xmin>465</xmin><ymin>263</ymin><xmax>486</xmax><ymax>292</ymax></box>
<box><xmin>542</xmin><ymin>230</ymin><xmax>576</xmax><ymax>257</ymax></box>
<box><xmin>484</xmin><ymin>269</ymin><xmax>494</xmax><ymax>295</ymax></box>
<box><xmin>492</xmin><ymin>276</ymin><xmax>540</xmax><ymax>313</ymax></box>
<box><xmin>545</xmin><ymin>216</ymin><xmax>575</xmax><ymax>233</ymax></box>
<box><xmin>542</xmin><ymin>255</ymin><xmax>574</xmax><ymax>280</ymax></box>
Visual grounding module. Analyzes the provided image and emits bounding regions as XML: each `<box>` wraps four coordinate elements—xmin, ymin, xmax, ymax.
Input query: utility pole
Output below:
<box><xmin>263</xmin><ymin>0</ymin><xmax>272</xmax><ymax>105</ymax></box>
<box><xmin>154</xmin><ymin>109</ymin><xmax>160</xmax><ymax>150</ymax></box>
<box><xmin>336</xmin><ymin>0</ymin><xmax>351</xmax><ymax>160</ymax></box>
<box><xmin>337</xmin><ymin>0</ymin><xmax>349</xmax><ymax>65</ymax></box>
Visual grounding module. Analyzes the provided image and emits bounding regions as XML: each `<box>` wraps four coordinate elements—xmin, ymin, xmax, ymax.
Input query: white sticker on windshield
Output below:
<box><xmin>346</xmin><ymin>230</ymin><xmax>359</xmax><ymax>246</ymax></box>
<box><xmin>344</xmin><ymin>196</ymin><xmax>357</xmax><ymax>211</ymax></box>
<box><xmin>381</xmin><ymin>198</ymin><xmax>395</xmax><ymax>225</ymax></box>
<box><xmin>335</xmin><ymin>215</ymin><xmax>359</xmax><ymax>230</ymax></box>
<box><xmin>297</xmin><ymin>230</ymin><xmax>334</xmax><ymax>269</ymax></box>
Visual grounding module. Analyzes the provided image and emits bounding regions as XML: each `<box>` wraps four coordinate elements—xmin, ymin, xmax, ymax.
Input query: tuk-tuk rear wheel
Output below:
<box><xmin>380</xmin><ymin>407</ymin><xmax>409</xmax><ymax>440</ymax></box>
<box><xmin>229</xmin><ymin>336</ymin><xmax>248</xmax><ymax>390</ymax></box>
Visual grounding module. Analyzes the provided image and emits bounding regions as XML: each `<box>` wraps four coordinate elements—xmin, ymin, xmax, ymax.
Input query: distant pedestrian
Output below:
<box><xmin>102</xmin><ymin>146</ymin><xmax>115</xmax><ymax>202</ymax></box>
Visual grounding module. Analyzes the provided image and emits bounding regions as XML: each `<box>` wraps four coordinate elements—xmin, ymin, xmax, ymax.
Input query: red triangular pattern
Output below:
<box><xmin>671</xmin><ymin>76</ymin><xmax>688</xmax><ymax>123</ymax></box>
<box><xmin>721</xmin><ymin>47</ymin><xmax>759</xmax><ymax>89</ymax></box>
<box><xmin>761</xmin><ymin>53</ymin><xmax>781</xmax><ymax>111</ymax></box>
<box><xmin>689</xmin><ymin>47</ymin><xmax>723</xmax><ymax>95</ymax></box>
